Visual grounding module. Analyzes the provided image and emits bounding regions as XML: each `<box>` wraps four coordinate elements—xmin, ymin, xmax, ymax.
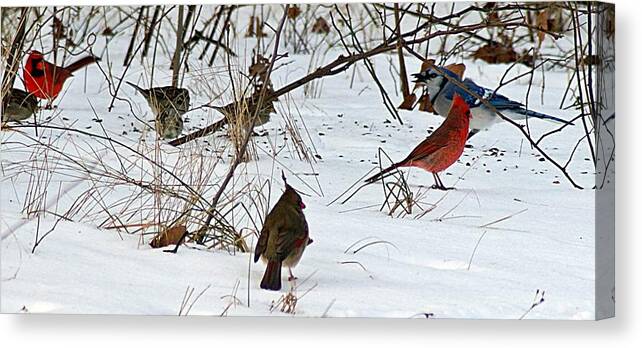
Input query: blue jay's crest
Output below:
<box><xmin>412</xmin><ymin>64</ymin><xmax>463</xmax><ymax>84</ymax></box>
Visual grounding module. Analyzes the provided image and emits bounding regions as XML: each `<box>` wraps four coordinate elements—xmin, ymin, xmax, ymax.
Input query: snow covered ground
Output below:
<box><xmin>1</xmin><ymin>4</ymin><xmax>598</xmax><ymax>319</ymax></box>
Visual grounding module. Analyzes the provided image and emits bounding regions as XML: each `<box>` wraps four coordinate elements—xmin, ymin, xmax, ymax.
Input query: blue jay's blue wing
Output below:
<box><xmin>439</xmin><ymin>78</ymin><xmax>485</xmax><ymax>107</ymax></box>
<box><xmin>466</xmin><ymin>81</ymin><xmax>561</xmax><ymax>115</ymax></box>
<box><xmin>440</xmin><ymin>76</ymin><xmax>523</xmax><ymax>109</ymax></box>
<box><xmin>442</xmin><ymin>77</ymin><xmax>573</xmax><ymax>125</ymax></box>
<box><xmin>485</xmin><ymin>89</ymin><xmax>526</xmax><ymax>111</ymax></box>
<box><xmin>481</xmin><ymin>84</ymin><xmax>572</xmax><ymax>124</ymax></box>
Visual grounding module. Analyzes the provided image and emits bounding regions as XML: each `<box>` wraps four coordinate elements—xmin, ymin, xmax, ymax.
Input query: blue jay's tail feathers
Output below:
<box><xmin>487</xmin><ymin>91</ymin><xmax>573</xmax><ymax>125</ymax></box>
<box><xmin>510</xmin><ymin>108</ymin><xmax>574</xmax><ymax>125</ymax></box>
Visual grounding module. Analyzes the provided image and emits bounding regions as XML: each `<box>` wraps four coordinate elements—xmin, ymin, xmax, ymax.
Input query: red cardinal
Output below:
<box><xmin>365</xmin><ymin>94</ymin><xmax>472</xmax><ymax>190</ymax></box>
<box><xmin>23</xmin><ymin>50</ymin><xmax>99</xmax><ymax>108</ymax></box>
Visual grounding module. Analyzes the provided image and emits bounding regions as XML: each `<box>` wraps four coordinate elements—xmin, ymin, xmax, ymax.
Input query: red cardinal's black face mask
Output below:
<box><xmin>31</xmin><ymin>58</ymin><xmax>45</xmax><ymax>78</ymax></box>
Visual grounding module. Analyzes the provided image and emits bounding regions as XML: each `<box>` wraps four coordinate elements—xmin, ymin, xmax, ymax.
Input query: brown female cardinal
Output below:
<box><xmin>254</xmin><ymin>172</ymin><xmax>310</xmax><ymax>291</ymax></box>
<box><xmin>23</xmin><ymin>50</ymin><xmax>99</xmax><ymax>108</ymax></box>
<box><xmin>365</xmin><ymin>94</ymin><xmax>472</xmax><ymax>190</ymax></box>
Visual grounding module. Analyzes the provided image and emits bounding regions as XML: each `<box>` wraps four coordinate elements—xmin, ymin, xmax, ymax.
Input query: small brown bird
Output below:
<box><xmin>126</xmin><ymin>81</ymin><xmax>190</xmax><ymax>139</ymax></box>
<box><xmin>2</xmin><ymin>88</ymin><xmax>39</xmax><ymax>122</ymax></box>
<box><xmin>254</xmin><ymin>172</ymin><xmax>310</xmax><ymax>291</ymax></box>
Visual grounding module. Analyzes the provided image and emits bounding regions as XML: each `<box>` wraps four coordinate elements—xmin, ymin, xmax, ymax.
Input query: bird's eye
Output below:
<box><xmin>428</xmin><ymin>72</ymin><xmax>437</xmax><ymax>79</ymax></box>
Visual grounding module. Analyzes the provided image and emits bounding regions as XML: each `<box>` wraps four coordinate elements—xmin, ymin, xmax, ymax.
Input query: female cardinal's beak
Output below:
<box><xmin>300</xmin><ymin>201</ymin><xmax>306</xmax><ymax>209</ymax></box>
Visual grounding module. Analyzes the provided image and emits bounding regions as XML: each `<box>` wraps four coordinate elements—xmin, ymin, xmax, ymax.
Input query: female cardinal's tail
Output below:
<box><xmin>364</xmin><ymin>162</ymin><xmax>403</xmax><ymax>184</ymax></box>
<box><xmin>260</xmin><ymin>260</ymin><xmax>282</xmax><ymax>291</ymax></box>
<box><xmin>64</xmin><ymin>56</ymin><xmax>99</xmax><ymax>74</ymax></box>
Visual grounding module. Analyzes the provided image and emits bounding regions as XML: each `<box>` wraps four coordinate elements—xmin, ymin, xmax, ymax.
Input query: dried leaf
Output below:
<box><xmin>420</xmin><ymin>59</ymin><xmax>435</xmax><ymax>72</ymax></box>
<box><xmin>483</xmin><ymin>3</ymin><xmax>499</xmax><ymax>23</ymax></box>
<box><xmin>52</xmin><ymin>17</ymin><xmax>65</xmax><ymax>40</ymax></box>
<box><xmin>287</xmin><ymin>6</ymin><xmax>301</xmax><ymax>20</ymax></box>
<box><xmin>255</xmin><ymin>17</ymin><xmax>267</xmax><ymax>37</ymax></box>
<box><xmin>547</xmin><ymin>5</ymin><xmax>565</xmax><ymax>34</ymax></box>
<box><xmin>312</xmin><ymin>17</ymin><xmax>330</xmax><ymax>34</ymax></box>
<box><xmin>418</xmin><ymin>94</ymin><xmax>436</xmax><ymax>114</ymax></box>
<box><xmin>398</xmin><ymin>93</ymin><xmax>417</xmax><ymax>110</ymax></box>
<box><xmin>444</xmin><ymin>63</ymin><xmax>466</xmax><ymax>79</ymax></box>
<box><xmin>518</xmin><ymin>52</ymin><xmax>535</xmax><ymax>68</ymax></box>
<box><xmin>245</xmin><ymin>15</ymin><xmax>255</xmax><ymax>37</ymax></box>
<box><xmin>483</xmin><ymin>2</ymin><xmax>498</xmax><ymax>10</ymax></box>
<box><xmin>150</xmin><ymin>225</ymin><xmax>187</xmax><ymax>248</ymax></box>
<box><xmin>536</xmin><ymin>9</ymin><xmax>549</xmax><ymax>45</ymax></box>
<box><xmin>245</xmin><ymin>16</ymin><xmax>267</xmax><ymax>38</ymax></box>
<box><xmin>101</xmin><ymin>27</ymin><xmax>114</xmax><ymax>36</ymax></box>
<box><xmin>487</xmin><ymin>11</ymin><xmax>500</xmax><ymax>24</ymax></box>
<box><xmin>471</xmin><ymin>44</ymin><xmax>518</xmax><ymax>64</ymax></box>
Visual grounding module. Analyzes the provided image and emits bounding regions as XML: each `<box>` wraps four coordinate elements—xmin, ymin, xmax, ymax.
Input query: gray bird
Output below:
<box><xmin>2</xmin><ymin>88</ymin><xmax>38</xmax><ymax>122</ymax></box>
<box><xmin>127</xmin><ymin>82</ymin><xmax>190</xmax><ymax>139</ymax></box>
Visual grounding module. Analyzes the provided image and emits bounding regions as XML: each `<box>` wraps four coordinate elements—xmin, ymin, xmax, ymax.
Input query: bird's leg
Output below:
<box><xmin>287</xmin><ymin>267</ymin><xmax>297</xmax><ymax>282</ymax></box>
<box><xmin>431</xmin><ymin>173</ymin><xmax>454</xmax><ymax>191</ymax></box>
<box><xmin>430</xmin><ymin>173</ymin><xmax>443</xmax><ymax>190</ymax></box>
<box><xmin>436</xmin><ymin>175</ymin><xmax>447</xmax><ymax>190</ymax></box>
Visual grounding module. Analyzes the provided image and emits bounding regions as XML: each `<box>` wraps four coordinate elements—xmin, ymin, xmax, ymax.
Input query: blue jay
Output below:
<box><xmin>412</xmin><ymin>65</ymin><xmax>573</xmax><ymax>138</ymax></box>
